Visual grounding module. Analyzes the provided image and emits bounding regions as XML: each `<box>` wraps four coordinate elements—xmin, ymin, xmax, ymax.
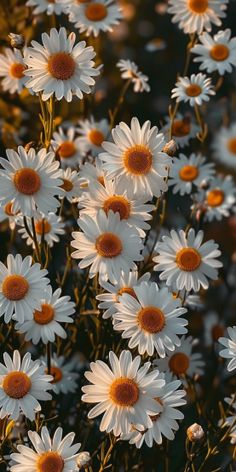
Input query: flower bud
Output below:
<box><xmin>163</xmin><ymin>139</ymin><xmax>177</xmax><ymax>157</ymax></box>
<box><xmin>77</xmin><ymin>451</ymin><xmax>91</xmax><ymax>469</ymax></box>
<box><xmin>187</xmin><ymin>423</ymin><xmax>204</xmax><ymax>442</ymax></box>
<box><xmin>8</xmin><ymin>33</ymin><xmax>25</xmax><ymax>49</ymax></box>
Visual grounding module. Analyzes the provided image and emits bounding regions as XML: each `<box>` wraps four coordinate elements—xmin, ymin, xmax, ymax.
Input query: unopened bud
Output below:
<box><xmin>199</xmin><ymin>179</ymin><xmax>210</xmax><ymax>190</ymax></box>
<box><xmin>163</xmin><ymin>139</ymin><xmax>177</xmax><ymax>157</ymax></box>
<box><xmin>24</xmin><ymin>142</ymin><xmax>37</xmax><ymax>152</ymax></box>
<box><xmin>187</xmin><ymin>423</ymin><xmax>204</xmax><ymax>442</ymax></box>
<box><xmin>8</xmin><ymin>33</ymin><xmax>25</xmax><ymax>49</ymax></box>
<box><xmin>76</xmin><ymin>451</ymin><xmax>91</xmax><ymax>469</ymax></box>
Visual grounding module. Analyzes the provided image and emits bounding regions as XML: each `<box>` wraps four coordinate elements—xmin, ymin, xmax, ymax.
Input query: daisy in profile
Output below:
<box><xmin>169</xmin><ymin>153</ymin><xmax>215</xmax><ymax>196</ymax></box>
<box><xmin>79</xmin><ymin>178</ymin><xmax>155</xmax><ymax>237</ymax></box>
<box><xmin>60</xmin><ymin>168</ymin><xmax>81</xmax><ymax>202</ymax></box>
<box><xmin>191</xmin><ymin>29</ymin><xmax>236</xmax><ymax>76</ymax></box>
<box><xmin>162</xmin><ymin>113</ymin><xmax>200</xmax><ymax>148</ymax></box>
<box><xmin>26</xmin><ymin>0</ymin><xmax>64</xmax><ymax>15</ymax></box>
<box><xmin>79</xmin><ymin>158</ymin><xmax>106</xmax><ymax>188</ymax></box>
<box><xmin>0</xmin><ymin>201</ymin><xmax>20</xmax><ymax>230</ymax></box>
<box><xmin>168</xmin><ymin>0</ymin><xmax>228</xmax><ymax>35</ymax></box>
<box><xmin>10</xmin><ymin>426</ymin><xmax>81</xmax><ymax>471</ymax></box>
<box><xmin>24</xmin><ymin>27</ymin><xmax>100</xmax><ymax>102</ymax></box>
<box><xmin>0</xmin><ymin>146</ymin><xmax>63</xmax><ymax>217</ymax></box>
<box><xmin>96</xmin><ymin>270</ymin><xmax>150</xmax><ymax>319</ymax></box>
<box><xmin>219</xmin><ymin>326</ymin><xmax>236</xmax><ymax>372</ymax></box>
<box><xmin>113</xmin><ymin>281</ymin><xmax>188</xmax><ymax>357</ymax></box>
<box><xmin>154</xmin><ymin>336</ymin><xmax>205</xmax><ymax>380</ymax></box>
<box><xmin>82</xmin><ymin>350</ymin><xmax>166</xmax><ymax>436</ymax></box>
<box><xmin>153</xmin><ymin>228</ymin><xmax>222</xmax><ymax>292</ymax></box>
<box><xmin>171</xmin><ymin>73</ymin><xmax>215</xmax><ymax>107</ymax></box>
<box><xmin>193</xmin><ymin>175</ymin><xmax>236</xmax><ymax>222</ymax></box>
<box><xmin>52</xmin><ymin>126</ymin><xmax>82</xmax><ymax>168</ymax></box>
<box><xmin>203</xmin><ymin>311</ymin><xmax>225</xmax><ymax>347</ymax></box>
<box><xmin>0</xmin><ymin>254</ymin><xmax>49</xmax><ymax>323</ymax></box>
<box><xmin>0</xmin><ymin>350</ymin><xmax>52</xmax><ymax>421</ymax></box>
<box><xmin>15</xmin><ymin>286</ymin><xmax>75</xmax><ymax>345</ymax></box>
<box><xmin>41</xmin><ymin>354</ymin><xmax>79</xmax><ymax>394</ymax></box>
<box><xmin>0</xmin><ymin>48</ymin><xmax>26</xmax><ymax>95</ymax></box>
<box><xmin>18</xmin><ymin>212</ymin><xmax>65</xmax><ymax>248</ymax></box>
<box><xmin>68</xmin><ymin>0</ymin><xmax>122</xmax><ymax>38</ymax></box>
<box><xmin>77</xmin><ymin>116</ymin><xmax>109</xmax><ymax>156</ymax></box>
<box><xmin>117</xmin><ymin>59</ymin><xmax>150</xmax><ymax>93</ymax></box>
<box><xmin>121</xmin><ymin>378</ymin><xmax>186</xmax><ymax>447</ymax></box>
<box><xmin>71</xmin><ymin>210</ymin><xmax>143</xmax><ymax>283</ymax></box>
<box><xmin>100</xmin><ymin>117</ymin><xmax>171</xmax><ymax>199</ymax></box>
<box><xmin>212</xmin><ymin>123</ymin><xmax>236</xmax><ymax>170</ymax></box>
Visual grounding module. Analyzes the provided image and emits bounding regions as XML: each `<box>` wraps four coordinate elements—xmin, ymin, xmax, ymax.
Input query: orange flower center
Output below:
<box><xmin>206</xmin><ymin>189</ymin><xmax>224</xmax><ymax>207</ymax></box>
<box><xmin>176</xmin><ymin>247</ymin><xmax>201</xmax><ymax>272</ymax></box>
<box><xmin>227</xmin><ymin>138</ymin><xmax>236</xmax><ymax>154</ymax></box>
<box><xmin>60</xmin><ymin>178</ymin><xmax>74</xmax><ymax>192</ymax></box>
<box><xmin>4</xmin><ymin>202</ymin><xmax>18</xmax><ymax>216</ymax></box>
<box><xmin>48</xmin><ymin>52</ymin><xmax>76</xmax><ymax>81</ymax></box>
<box><xmin>109</xmin><ymin>377</ymin><xmax>139</xmax><ymax>406</ymax></box>
<box><xmin>37</xmin><ymin>452</ymin><xmax>64</xmax><ymax>472</ymax></box>
<box><xmin>138</xmin><ymin>306</ymin><xmax>165</xmax><ymax>333</ymax></box>
<box><xmin>33</xmin><ymin>303</ymin><xmax>55</xmax><ymax>325</ymax></box>
<box><xmin>13</xmin><ymin>168</ymin><xmax>41</xmax><ymax>195</ymax></box>
<box><xmin>210</xmin><ymin>44</ymin><xmax>229</xmax><ymax>61</ymax></box>
<box><xmin>117</xmin><ymin>286</ymin><xmax>137</xmax><ymax>299</ymax></box>
<box><xmin>123</xmin><ymin>145</ymin><xmax>152</xmax><ymax>175</ymax></box>
<box><xmin>2</xmin><ymin>274</ymin><xmax>29</xmax><ymax>300</ymax></box>
<box><xmin>188</xmin><ymin>0</ymin><xmax>208</xmax><ymax>13</ymax></box>
<box><xmin>172</xmin><ymin>119</ymin><xmax>191</xmax><ymax>138</ymax></box>
<box><xmin>58</xmin><ymin>141</ymin><xmax>77</xmax><ymax>159</ymax></box>
<box><xmin>9</xmin><ymin>62</ymin><xmax>25</xmax><ymax>79</ymax></box>
<box><xmin>88</xmin><ymin>129</ymin><xmax>105</xmax><ymax>146</ymax></box>
<box><xmin>179</xmin><ymin>165</ymin><xmax>199</xmax><ymax>182</ymax></box>
<box><xmin>211</xmin><ymin>324</ymin><xmax>224</xmax><ymax>341</ymax></box>
<box><xmin>168</xmin><ymin>352</ymin><xmax>190</xmax><ymax>375</ymax></box>
<box><xmin>35</xmin><ymin>220</ymin><xmax>51</xmax><ymax>235</ymax></box>
<box><xmin>85</xmin><ymin>3</ymin><xmax>108</xmax><ymax>21</ymax></box>
<box><xmin>46</xmin><ymin>366</ymin><xmax>63</xmax><ymax>384</ymax></box>
<box><xmin>103</xmin><ymin>196</ymin><xmax>130</xmax><ymax>220</ymax></box>
<box><xmin>185</xmin><ymin>84</ymin><xmax>202</xmax><ymax>97</ymax></box>
<box><xmin>3</xmin><ymin>371</ymin><xmax>31</xmax><ymax>399</ymax></box>
<box><xmin>95</xmin><ymin>232</ymin><xmax>123</xmax><ymax>258</ymax></box>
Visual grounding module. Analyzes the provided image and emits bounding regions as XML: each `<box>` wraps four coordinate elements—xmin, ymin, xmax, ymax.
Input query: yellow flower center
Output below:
<box><xmin>2</xmin><ymin>274</ymin><xmax>29</xmax><ymax>300</ymax></box>
<box><xmin>185</xmin><ymin>84</ymin><xmax>202</xmax><ymax>97</ymax></box>
<box><xmin>138</xmin><ymin>306</ymin><xmax>165</xmax><ymax>333</ymax></box>
<box><xmin>33</xmin><ymin>303</ymin><xmax>55</xmax><ymax>325</ymax></box>
<box><xmin>9</xmin><ymin>62</ymin><xmax>25</xmax><ymax>79</ymax></box>
<box><xmin>227</xmin><ymin>138</ymin><xmax>236</xmax><ymax>154</ymax></box>
<box><xmin>210</xmin><ymin>44</ymin><xmax>229</xmax><ymax>61</ymax></box>
<box><xmin>60</xmin><ymin>178</ymin><xmax>74</xmax><ymax>192</ymax></box>
<box><xmin>176</xmin><ymin>247</ymin><xmax>201</xmax><ymax>272</ymax></box>
<box><xmin>46</xmin><ymin>366</ymin><xmax>63</xmax><ymax>384</ymax></box>
<box><xmin>3</xmin><ymin>371</ymin><xmax>31</xmax><ymax>399</ymax></box>
<box><xmin>35</xmin><ymin>220</ymin><xmax>51</xmax><ymax>235</ymax></box>
<box><xmin>103</xmin><ymin>196</ymin><xmax>130</xmax><ymax>220</ymax></box>
<box><xmin>48</xmin><ymin>52</ymin><xmax>76</xmax><ymax>80</ymax></box>
<box><xmin>168</xmin><ymin>352</ymin><xmax>190</xmax><ymax>375</ymax></box>
<box><xmin>88</xmin><ymin>129</ymin><xmax>105</xmax><ymax>146</ymax></box>
<box><xmin>95</xmin><ymin>232</ymin><xmax>123</xmax><ymax>258</ymax></box>
<box><xmin>179</xmin><ymin>165</ymin><xmax>199</xmax><ymax>182</ymax></box>
<box><xmin>13</xmin><ymin>168</ymin><xmax>41</xmax><ymax>195</ymax></box>
<box><xmin>172</xmin><ymin>119</ymin><xmax>191</xmax><ymax>138</ymax></box>
<box><xmin>58</xmin><ymin>141</ymin><xmax>77</xmax><ymax>159</ymax></box>
<box><xmin>123</xmin><ymin>145</ymin><xmax>152</xmax><ymax>175</ymax></box>
<box><xmin>85</xmin><ymin>3</ymin><xmax>108</xmax><ymax>21</ymax></box>
<box><xmin>188</xmin><ymin>0</ymin><xmax>208</xmax><ymax>13</ymax></box>
<box><xmin>109</xmin><ymin>378</ymin><xmax>139</xmax><ymax>406</ymax></box>
<box><xmin>37</xmin><ymin>452</ymin><xmax>64</xmax><ymax>472</ymax></box>
<box><xmin>206</xmin><ymin>189</ymin><xmax>224</xmax><ymax>207</ymax></box>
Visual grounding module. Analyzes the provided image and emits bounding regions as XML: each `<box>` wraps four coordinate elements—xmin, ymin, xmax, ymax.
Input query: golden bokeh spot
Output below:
<box><xmin>60</xmin><ymin>178</ymin><xmax>74</xmax><ymax>192</ymax></box>
<box><xmin>210</xmin><ymin>44</ymin><xmax>229</xmax><ymax>61</ymax></box>
<box><xmin>109</xmin><ymin>377</ymin><xmax>139</xmax><ymax>406</ymax></box>
<box><xmin>168</xmin><ymin>352</ymin><xmax>190</xmax><ymax>375</ymax></box>
<box><xmin>13</xmin><ymin>168</ymin><xmax>41</xmax><ymax>195</ymax></box>
<box><xmin>37</xmin><ymin>452</ymin><xmax>64</xmax><ymax>472</ymax></box>
<box><xmin>138</xmin><ymin>306</ymin><xmax>165</xmax><ymax>333</ymax></box>
<box><xmin>188</xmin><ymin>0</ymin><xmax>208</xmax><ymax>14</ymax></box>
<box><xmin>103</xmin><ymin>195</ymin><xmax>131</xmax><ymax>220</ymax></box>
<box><xmin>48</xmin><ymin>52</ymin><xmax>76</xmax><ymax>80</ymax></box>
<box><xmin>46</xmin><ymin>366</ymin><xmax>63</xmax><ymax>384</ymax></box>
<box><xmin>185</xmin><ymin>84</ymin><xmax>202</xmax><ymax>97</ymax></box>
<box><xmin>95</xmin><ymin>232</ymin><xmax>123</xmax><ymax>258</ymax></box>
<box><xmin>211</xmin><ymin>324</ymin><xmax>224</xmax><ymax>341</ymax></box>
<box><xmin>227</xmin><ymin>138</ymin><xmax>236</xmax><ymax>155</ymax></box>
<box><xmin>123</xmin><ymin>144</ymin><xmax>153</xmax><ymax>175</ymax></box>
<box><xmin>172</xmin><ymin>119</ymin><xmax>191</xmax><ymax>138</ymax></box>
<box><xmin>33</xmin><ymin>303</ymin><xmax>55</xmax><ymax>325</ymax></box>
<box><xmin>176</xmin><ymin>248</ymin><xmax>201</xmax><ymax>272</ymax></box>
<box><xmin>179</xmin><ymin>165</ymin><xmax>199</xmax><ymax>182</ymax></box>
<box><xmin>58</xmin><ymin>141</ymin><xmax>77</xmax><ymax>159</ymax></box>
<box><xmin>9</xmin><ymin>62</ymin><xmax>25</xmax><ymax>79</ymax></box>
<box><xmin>206</xmin><ymin>189</ymin><xmax>224</xmax><ymax>207</ymax></box>
<box><xmin>35</xmin><ymin>220</ymin><xmax>51</xmax><ymax>235</ymax></box>
<box><xmin>3</xmin><ymin>371</ymin><xmax>31</xmax><ymax>399</ymax></box>
<box><xmin>85</xmin><ymin>3</ymin><xmax>108</xmax><ymax>21</ymax></box>
<box><xmin>88</xmin><ymin>129</ymin><xmax>105</xmax><ymax>146</ymax></box>
<box><xmin>2</xmin><ymin>275</ymin><xmax>29</xmax><ymax>301</ymax></box>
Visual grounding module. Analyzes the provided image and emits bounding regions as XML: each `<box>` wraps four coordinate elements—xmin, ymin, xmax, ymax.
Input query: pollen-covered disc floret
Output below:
<box><xmin>18</xmin><ymin>212</ymin><xmax>65</xmax><ymax>248</ymax></box>
<box><xmin>76</xmin><ymin>116</ymin><xmax>110</xmax><ymax>156</ymax></box>
<box><xmin>0</xmin><ymin>48</ymin><xmax>26</xmax><ymax>94</ymax></box>
<box><xmin>169</xmin><ymin>153</ymin><xmax>215</xmax><ymax>196</ymax></box>
<box><xmin>41</xmin><ymin>354</ymin><xmax>79</xmax><ymax>394</ymax></box>
<box><xmin>68</xmin><ymin>0</ymin><xmax>122</xmax><ymax>38</ymax></box>
<box><xmin>52</xmin><ymin>126</ymin><xmax>83</xmax><ymax>168</ymax></box>
<box><xmin>0</xmin><ymin>350</ymin><xmax>53</xmax><ymax>421</ymax></box>
<box><xmin>171</xmin><ymin>73</ymin><xmax>215</xmax><ymax>107</ymax></box>
<box><xmin>117</xmin><ymin>59</ymin><xmax>150</xmax><ymax>93</ymax></box>
<box><xmin>113</xmin><ymin>281</ymin><xmax>188</xmax><ymax>358</ymax></box>
<box><xmin>153</xmin><ymin>228</ymin><xmax>222</xmax><ymax>292</ymax></box>
<box><xmin>24</xmin><ymin>27</ymin><xmax>100</xmax><ymax>101</ymax></box>
<box><xmin>219</xmin><ymin>326</ymin><xmax>236</xmax><ymax>372</ymax></box>
<box><xmin>82</xmin><ymin>350</ymin><xmax>166</xmax><ymax>436</ymax></box>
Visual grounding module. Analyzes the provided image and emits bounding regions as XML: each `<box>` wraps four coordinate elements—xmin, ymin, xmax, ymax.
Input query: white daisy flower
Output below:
<box><xmin>24</xmin><ymin>27</ymin><xmax>100</xmax><ymax>102</ymax></box>
<box><xmin>171</xmin><ymin>73</ymin><xmax>215</xmax><ymax>107</ymax></box>
<box><xmin>212</xmin><ymin>123</ymin><xmax>236</xmax><ymax>170</ymax></box>
<box><xmin>60</xmin><ymin>167</ymin><xmax>81</xmax><ymax>202</ymax></box>
<box><xmin>96</xmin><ymin>270</ymin><xmax>151</xmax><ymax>319</ymax></box>
<box><xmin>162</xmin><ymin>113</ymin><xmax>200</xmax><ymax>148</ymax></box>
<box><xmin>10</xmin><ymin>425</ymin><xmax>81</xmax><ymax>471</ymax></box>
<box><xmin>0</xmin><ymin>254</ymin><xmax>49</xmax><ymax>323</ymax></box>
<box><xmin>15</xmin><ymin>286</ymin><xmax>75</xmax><ymax>345</ymax></box>
<box><xmin>168</xmin><ymin>0</ymin><xmax>228</xmax><ymax>35</ymax></box>
<box><xmin>169</xmin><ymin>153</ymin><xmax>215</xmax><ymax>196</ymax></box>
<box><xmin>219</xmin><ymin>326</ymin><xmax>236</xmax><ymax>372</ymax></box>
<box><xmin>0</xmin><ymin>350</ymin><xmax>52</xmax><ymax>421</ymax></box>
<box><xmin>99</xmin><ymin>117</ymin><xmax>171</xmax><ymax>199</ymax></box>
<box><xmin>193</xmin><ymin>175</ymin><xmax>236</xmax><ymax>222</ymax></box>
<box><xmin>0</xmin><ymin>146</ymin><xmax>63</xmax><ymax>217</ymax></box>
<box><xmin>0</xmin><ymin>48</ymin><xmax>26</xmax><ymax>95</ymax></box>
<box><xmin>0</xmin><ymin>201</ymin><xmax>21</xmax><ymax>230</ymax></box>
<box><xmin>113</xmin><ymin>281</ymin><xmax>188</xmax><ymax>358</ymax></box>
<box><xmin>191</xmin><ymin>29</ymin><xmax>236</xmax><ymax>76</ymax></box>
<box><xmin>154</xmin><ymin>336</ymin><xmax>205</xmax><ymax>380</ymax></box>
<box><xmin>121</xmin><ymin>378</ymin><xmax>186</xmax><ymax>447</ymax></box>
<box><xmin>17</xmin><ymin>212</ymin><xmax>65</xmax><ymax>248</ymax></box>
<box><xmin>41</xmin><ymin>355</ymin><xmax>79</xmax><ymax>394</ymax></box>
<box><xmin>76</xmin><ymin>116</ymin><xmax>109</xmax><ymax>157</ymax></box>
<box><xmin>203</xmin><ymin>311</ymin><xmax>225</xmax><ymax>347</ymax></box>
<box><xmin>57</xmin><ymin>0</ymin><xmax>83</xmax><ymax>12</ymax></box>
<box><xmin>71</xmin><ymin>210</ymin><xmax>143</xmax><ymax>283</ymax></box>
<box><xmin>26</xmin><ymin>0</ymin><xmax>64</xmax><ymax>15</ymax></box>
<box><xmin>117</xmin><ymin>59</ymin><xmax>150</xmax><ymax>93</ymax></box>
<box><xmin>79</xmin><ymin>158</ymin><xmax>106</xmax><ymax>188</ymax></box>
<box><xmin>79</xmin><ymin>178</ymin><xmax>155</xmax><ymax>237</ymax></box>
<box><xmin>153</xmin><ymin>228</ymin><xmax>222</xmax><ymax>292</ymax></box>
<box><xmin>219</xmin><ymin>396</ymin><xmax>236</xmax><ymax>445</ymax></box>
<box><xmin>52</xmin><ymin>127</ymin><xmax>83</xmax><ymax>168</ymax></box>
<box><xmin>68</xmin><ymin>0</ymin><xmax>122</xmax><ymax>38</ymax></box>
<box><xmin>82</xmin><ymin>350</ymin><xmax>166</xmax><ymax>436</ymax></box>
